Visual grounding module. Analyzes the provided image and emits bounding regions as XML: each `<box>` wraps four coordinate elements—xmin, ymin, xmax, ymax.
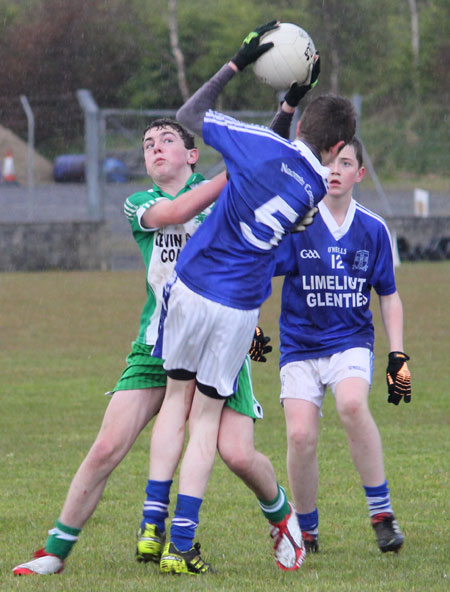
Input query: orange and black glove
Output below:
<box><xmin>386</xmin><ymin>352</ymin><xmax>411</xmax><ymax>405</ymax></box>
<box><xmin>249</xmin><ymin>326</ymin><xmax>272</xmax><ymax>362</ymax></box>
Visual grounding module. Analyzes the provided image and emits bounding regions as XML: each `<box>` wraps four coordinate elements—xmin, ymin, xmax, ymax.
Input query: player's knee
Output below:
<box><xmin>86</xmin><ymin>436</ymin><xmax>127</xmax><ymax>471</ymax></box>
<box><xmin>219</xmin><ymin>440</ymin><xmax>253</xmax><ymax>476</ymax></box>
<box><xmin>287</xmin><ymin>423</ymin><xmax>318</xmax><ymax>453</ymax></box>
<box><xmin>337</xmin><ymin>394</ymin><xmax>367</xmax><ymax>425</ymax></box>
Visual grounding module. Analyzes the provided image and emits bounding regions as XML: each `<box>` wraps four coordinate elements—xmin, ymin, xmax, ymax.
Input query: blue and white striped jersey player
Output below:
<box><xmin>273</xmin><ymin>135</ymin><xmax>412</xmax><ymax>555</ymax></box>
<box><xmin>149</xmin><ymin>21</ymin><xmax>356</xmax><ymax>574</ymax></box>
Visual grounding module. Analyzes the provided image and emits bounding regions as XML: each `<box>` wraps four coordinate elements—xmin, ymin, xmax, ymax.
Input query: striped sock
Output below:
<box><xmin>45</xmin><ymin>520</ymin><xmax>81</xmax><ymax>559</ymax></box>
<box><xmin>363</xmin><ymin>480</ymin><xmax>393</xmax><ymax>519</ymax></box>
<box><xmin>170</xmin><ymin>494</ymin><xmax>202</xmax><ymax>552</ymax></box>
<box><xmin>141</xmin><ymin>479</ymin><xmax>172</xmax><ymax>533</ymax></box>
<box><xmin>258</xmin><ymin>484</ymin><xmax>290</xmax><ymax>525</ymax></box>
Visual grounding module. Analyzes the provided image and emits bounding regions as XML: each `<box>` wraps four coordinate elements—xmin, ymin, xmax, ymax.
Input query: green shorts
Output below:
<box><xmin>111</xmin><ymin>341</ymin><xmax>263</xmax><ymax>420</ymax></box>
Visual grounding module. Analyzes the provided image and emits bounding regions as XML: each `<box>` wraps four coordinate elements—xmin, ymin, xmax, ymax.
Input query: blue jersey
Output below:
<box><xmin>175</xmin><ymin>110</ymin><xmax>329</xmax><ymax>310</ymax></box>
<box><xmin>275</xmin><ymin>199</ymin><xmax>396</xmax><ymax>366</ymax></box>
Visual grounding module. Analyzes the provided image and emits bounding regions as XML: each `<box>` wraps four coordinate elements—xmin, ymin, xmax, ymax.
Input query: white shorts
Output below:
<box><xmin>280</xmin><ymin>348</ymin><xmax>374</xmax><ymax>409</ymax></box>
<box><xmin>159</xmin><ymin>276</ymin><xmax>259</xmax><ymax>398</ymax></box>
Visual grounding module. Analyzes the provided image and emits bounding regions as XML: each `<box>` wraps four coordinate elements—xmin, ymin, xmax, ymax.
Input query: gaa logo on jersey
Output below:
<box><xmin>352</xmin><ymin>249</ymin><xmax>369</xmax><ymax>271</ymax></box>
<box><xmin>300</xmin><ymin>249</ymin><xmax>320</xmax><ymax>259</ymax></box>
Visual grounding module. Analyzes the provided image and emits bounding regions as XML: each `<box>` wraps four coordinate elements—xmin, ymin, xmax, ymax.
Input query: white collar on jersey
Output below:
<box><xmin>291</xmin><ymin>139</ymin><xmax>330</xmax><ymax>181</ymax></box>
<box><xmin>319</xmin><ymin>198</ymin><xmax>356</xmax><ymax>241</ymax></box>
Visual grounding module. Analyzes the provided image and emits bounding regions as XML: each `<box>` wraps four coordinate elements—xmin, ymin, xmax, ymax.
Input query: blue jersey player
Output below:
<box><xmin>274</xmin><ymin>136</ymin><xmax>411</xmax><ymax>555</ymax></box>
<box><xmin>147</xmin><ymin>21</ymin><xmax>356</xmax><ymax>574</ymax></box>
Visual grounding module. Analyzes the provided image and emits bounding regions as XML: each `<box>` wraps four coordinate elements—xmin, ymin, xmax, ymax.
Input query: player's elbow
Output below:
<box><xmin>176</xmin><ymin>104</ymin><xmax>203</xmax><ymax>138</ymax></box>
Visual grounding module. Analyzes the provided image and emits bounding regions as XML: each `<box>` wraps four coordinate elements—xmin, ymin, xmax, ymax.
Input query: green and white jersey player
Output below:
<box><xmin>115</xmin><ymin>168</ymin><xmax>261</xmax><ymax>420</ymax></box>
<box><xmin>123</xmin><ymin>172</ymin><xmax>211</xmax><ymax>348</ymax></box>
<box><xmin>13</xmin><ymin>118</ymin><xmax>294</xmax><ymax>576</ymax></box>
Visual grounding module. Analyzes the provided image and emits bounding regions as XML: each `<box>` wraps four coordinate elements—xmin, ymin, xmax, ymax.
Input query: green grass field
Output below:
<box><xmin>1</xmin><ymin>263</ymin><xmax>449</xmax><ymax>591</ymax></box>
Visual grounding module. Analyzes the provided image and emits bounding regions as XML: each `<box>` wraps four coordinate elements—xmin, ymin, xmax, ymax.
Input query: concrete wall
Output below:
<box><xmin>0</xmin><ymin>216</ymin><xmax>448</xmax><ymax>272</ymax></box>
<box><xmin>0</xmin><ymin>221</ymin><xmax>108</xmax><ymax>271</ymax></box>
<box><xmin>385</xmin><ymin>216</ymin><xmax>450</xmax><ymax>249</ymax></box>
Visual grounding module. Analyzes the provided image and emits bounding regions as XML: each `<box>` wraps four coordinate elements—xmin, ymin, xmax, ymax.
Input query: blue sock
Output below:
<box><xmin>297</xmin><ymin>508</ymin><xmax>319</xmax><ymax>536</ymax></box>
<box><xmin>171</xmin><ymin>494</ymin><xmax>202</xmax><ymax>552</ymax></box>
<box><xmin>363</xmin><ymin>480</ymin><xmax>393</xmax><ymax>518</ymax></box>
<box><xmin>141</xmin><ymin>479</ymin><xmax>172</xmax><ymax>532</ymax></box>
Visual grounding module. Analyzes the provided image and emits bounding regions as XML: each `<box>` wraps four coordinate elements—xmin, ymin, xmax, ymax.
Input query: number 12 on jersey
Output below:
<box><xmin>331</xmin><ymin>254</ymin><xmax>344</xmax><ymax>269</ymax></box>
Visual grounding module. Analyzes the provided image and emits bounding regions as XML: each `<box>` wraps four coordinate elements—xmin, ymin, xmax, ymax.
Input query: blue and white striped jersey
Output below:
<box><xmin>175</xmin><ymin>110</ymin><xmax>329</xmax><ymax>310</ymax></box>
<box><xmin>275</xmin><ymin>199</ymin><xmax>396</xmax><ymax>366</ymax></box>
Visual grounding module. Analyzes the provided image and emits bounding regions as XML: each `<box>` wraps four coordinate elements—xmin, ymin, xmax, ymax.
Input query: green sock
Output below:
<box><xmin>45</xmin><ymin>519</ymin><xmax>81</xmax><ymax>559</ymax></box>
<box><xmin>258</xmin><ymin>484</ymin><xmax>290</xmax><ymax>524</ymax></box>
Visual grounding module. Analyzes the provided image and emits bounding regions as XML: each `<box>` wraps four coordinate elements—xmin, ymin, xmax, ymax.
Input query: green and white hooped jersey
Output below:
<box><xmin>124</xmin><ymin>173</ymin><xmax>212</xmax><ymax>346</ymax></box>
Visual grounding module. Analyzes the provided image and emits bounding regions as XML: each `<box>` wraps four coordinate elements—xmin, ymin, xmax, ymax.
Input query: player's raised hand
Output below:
<box><xmin>249</xmin><ymin>326</ymin><xmax>273</xmax><ymax>362</ymax></box>
<box><xmin>284</xmin><ymin>51</ymin><xmax>320</xmax><ymax>107</ymax></box>
<box><xmin>386</xmin><ymin>351</ymin><xmax>411</xmax><ymax>405</ymax></box>
<box><xmin>231</xmin><ymin>21</ymin><xmax>279</xmax><ymax>71</ymax></box>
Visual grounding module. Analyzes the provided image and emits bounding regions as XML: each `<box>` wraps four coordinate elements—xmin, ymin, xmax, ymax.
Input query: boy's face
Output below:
<box><xmin>143</xmin><ymin>126</ymin><xmax>198</xmax><ymax>181</ymax></box>
<box><xmin>327</xmin><ymin>144</ymin><xmax>365</xmax><ymax>198</ymax></box>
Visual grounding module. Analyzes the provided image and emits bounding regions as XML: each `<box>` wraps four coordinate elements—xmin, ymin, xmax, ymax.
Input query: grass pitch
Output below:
<box><xmin>0</xmin><ymin>262</ymin><xmax>449</xmax><ymax>591</ymax></box>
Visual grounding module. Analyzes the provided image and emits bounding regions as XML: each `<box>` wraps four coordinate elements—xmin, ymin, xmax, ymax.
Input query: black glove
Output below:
<box><xmin>386</xmin><ymin>351</ymin><xmax>411</xmax><ymax>405</ymax></box>
<box><xmin>231</xmin><ymin>21</ymin><xmax>279</xmax><ymax>71</ymax></box>
<box><xmin>284</xmin><ymin>51</ymin><xmax>321</xmax><ymax>107</ymax></box>
<box><xmin>249</xmin><ymin>326</ymin><xmax>273</xmax><ymax>362</ymax></box>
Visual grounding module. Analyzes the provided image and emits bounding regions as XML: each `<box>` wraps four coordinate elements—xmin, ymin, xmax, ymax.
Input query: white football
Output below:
<box><xmin>253</xmin><ymin>23</ymin><xmax>316</xmax><ymax>91</ymax></box>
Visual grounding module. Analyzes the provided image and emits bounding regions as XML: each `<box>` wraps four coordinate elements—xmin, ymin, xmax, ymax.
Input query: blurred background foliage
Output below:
<box><xmin>0</xmin><ymin>0</ymin><xmax>448</xmax><ymax>178</ymax></box>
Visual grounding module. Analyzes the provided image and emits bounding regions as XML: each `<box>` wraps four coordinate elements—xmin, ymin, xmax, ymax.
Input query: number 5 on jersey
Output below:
<box><xmin>240</xmin><ymin>196</ymin><xmax>298</xmax><ymax>250</ymax></box>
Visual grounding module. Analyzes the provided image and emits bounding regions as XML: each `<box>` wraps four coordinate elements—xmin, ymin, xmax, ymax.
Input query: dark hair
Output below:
<box><xmin>299</xmin><ymin>94</ymin><xmax>356</xmax><ymax>153</ymax></box>
<box><xmin>142</xmin><ymin>118</ymin><xmax>197</xmax><ymax>170</ymax></box>
<box><xmin>347</xmin><ymin>136</ymin><xmax>364</xmax><ymax>168</ymax></box>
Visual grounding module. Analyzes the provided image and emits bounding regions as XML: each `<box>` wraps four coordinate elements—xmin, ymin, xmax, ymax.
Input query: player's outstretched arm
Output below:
<box><xmin>177</xmin><ymin>21</ymin><xmax>279</xmax><ymax>137</ymax></box>
<box><xmin>176</xmin><ymin>65</ymin><xmax>236</xmax><ymax>137</ymax></box>
<box><xmin>142</xmin><ymin>171</ymin><xmax>227</xmax><ymax>228</ymax></box>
